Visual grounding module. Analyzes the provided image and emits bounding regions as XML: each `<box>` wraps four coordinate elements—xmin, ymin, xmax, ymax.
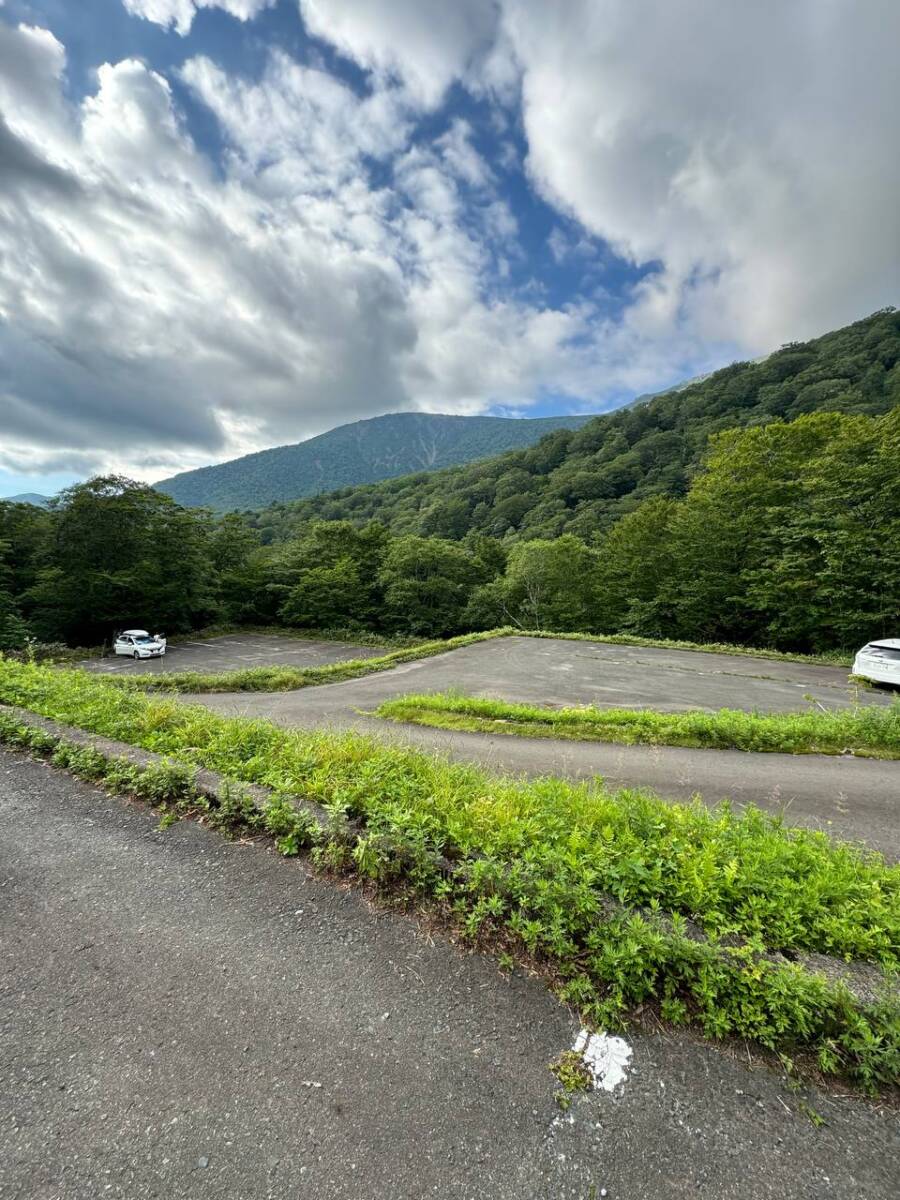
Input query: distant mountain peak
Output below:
<box><xmin>155</xmin><ymin>410</ymin><xmax>598</xmax><ymax>511</ymax></box>
<box><xmin>2</xmin><ymin>492</ymin><xmax>50</xmax><ymax>507</ymax></box>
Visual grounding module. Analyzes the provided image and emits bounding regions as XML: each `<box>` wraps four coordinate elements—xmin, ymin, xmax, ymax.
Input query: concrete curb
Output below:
<box><xmin>0</xmin><ymin>703</ymin><xmax>332</xmax><ymax>834</ymax></box>
<box><xmin>1</xmin><ymin>702</ymin><xmax>895</xmax><ymax>1011</ymax></box>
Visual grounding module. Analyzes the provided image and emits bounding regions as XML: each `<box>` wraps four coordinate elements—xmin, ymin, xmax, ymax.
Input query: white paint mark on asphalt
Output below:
<box><xmin>573</xmin><ymin>1029</ymin><xmax>633</xmax><ymax>1092</ymax></box>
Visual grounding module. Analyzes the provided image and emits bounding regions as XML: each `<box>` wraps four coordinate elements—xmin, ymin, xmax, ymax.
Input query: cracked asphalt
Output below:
<box><xmin>2</xmin><ymin>748</ymin><xmax>898</xmax><ymax>1199</ymax></box>
<box><xmin>181</xmin><ymin>636</ymin><xmax>900</xmax><ymax>855</ymax></box>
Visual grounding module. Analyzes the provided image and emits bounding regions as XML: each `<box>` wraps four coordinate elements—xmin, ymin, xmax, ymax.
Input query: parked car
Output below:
<box><xmin>852</xmin><ymin>638</ymin><xmax>900</xmax><ymax>686</ymax></box>
<box><xmin>114</xmin><ymin>629</ymin><xmax>167</xmax><ymax>659</ymax></box>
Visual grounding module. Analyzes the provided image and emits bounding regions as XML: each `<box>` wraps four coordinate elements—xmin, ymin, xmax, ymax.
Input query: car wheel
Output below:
<box><xmin>133</xmin><ymin>651</ymin><xmax>140</xmax><ymax>660</ymax></box>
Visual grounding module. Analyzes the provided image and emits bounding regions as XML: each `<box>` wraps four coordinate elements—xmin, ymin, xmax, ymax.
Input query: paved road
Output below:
<box><xmin>2</xmin><ymin>749</ymin><xmax>897</xmax><ymax>1199</ymax></box>
<box><xmin>80</xmin><ymin>634</ymin><xmax>385</xmax><ymax>676</ymax></box>
<box><xmin>184</xmin><ymin>638</ymin><xmax>900</xmax><ymax>855</ymax></box>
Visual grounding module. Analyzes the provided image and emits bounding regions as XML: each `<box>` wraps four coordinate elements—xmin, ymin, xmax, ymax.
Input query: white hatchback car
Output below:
<box><xmin>852</xmin><ymin>638</ymin><xmax>900</xmax><ymax>686</ymax></box>
<box><xmin>114</xmin><ymin>629</ymin><xmax>167</xmax><ymax>659</ymax></box>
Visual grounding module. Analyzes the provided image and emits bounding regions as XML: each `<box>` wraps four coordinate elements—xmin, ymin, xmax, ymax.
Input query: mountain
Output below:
<box><xmin>247</xmin><ymin>308</ymin><xmax>899</xmax><ymax>543</ymax></box>
<box><xmin>3</xmin><ymin>493</ymin><xmax>50</xmax><ymax>507</ymax></box>
<box><xmin>155</xmin><ymin>411</ymin><xmax>598</xmax><ymax>511</ymax></box>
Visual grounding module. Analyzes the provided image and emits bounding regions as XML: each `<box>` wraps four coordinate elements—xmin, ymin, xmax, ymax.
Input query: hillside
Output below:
<box><xmin>3</xmin><ymin>493</ymin><xmax>50</xmax><ymax>507</ymax></box>
<box><xmin>248</xmin><ymin>308</ymin><xmax>900</xmax><ymax>543</ymax></box>
<box><xmin>155</xmin><ymin>411</ymin><xmax>597</xmax><ymax>511</ymax></box>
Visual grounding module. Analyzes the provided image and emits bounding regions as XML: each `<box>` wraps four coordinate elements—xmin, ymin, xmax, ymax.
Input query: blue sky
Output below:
<box><xmin>0</xmin><ymin>0</ymin><xmax>896</xmax><ymax>496</ymax></box>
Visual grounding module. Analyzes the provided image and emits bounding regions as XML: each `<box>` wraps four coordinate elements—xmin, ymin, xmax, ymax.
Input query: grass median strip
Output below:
<box><xmin>1</xmin><ymin>657</ymin><xmax>897</xmax><ymax>1088</ymax></box>
<box><xmin>376</xmin><ymin>692</ymin><xmax>900</xmax><ymax>758</ymax></box>
<box><xmin>102</xmin><ymin>627</ymin><xmax>852</xmax><ymax>694</ymax></box>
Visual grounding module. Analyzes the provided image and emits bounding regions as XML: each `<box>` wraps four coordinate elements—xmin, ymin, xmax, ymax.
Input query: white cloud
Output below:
<box><xmin>122</xmin><ymin>0</ymin><xmax>273</xmax><ymax>36</ymax></box>
<box><xmin>298</xmin><ymin>0</ymin><xmax>503</xmax><ymax>109</ymax></box>
<box><xmin>301</xmin><ymin>0</ymin><xmax>900</xmax><ymax>351</ymax></box>
<box><xmin>1</xmin><ymin>19</ymin><xmax>639</xmax><ymax>483</ymax></box>
<box><xmin>6</xmin><ymin>1</ymin><xmax>898</xmax><ymax>488</ymax></box>
<box><xmin>500</xmin><ymin>0</ymin><xmax>900</xmax><ymax>350</ymax></box>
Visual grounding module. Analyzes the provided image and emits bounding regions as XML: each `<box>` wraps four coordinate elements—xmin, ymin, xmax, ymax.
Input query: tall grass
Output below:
<box><xmin>1</xmin><ymin>657</ymin><xmax>897</xmax><ymax>1086</ymax></box>
<box><xmin>377</xmin><ymin>692</ymin><xmax>900</xmax><ymax>758</ymax></box>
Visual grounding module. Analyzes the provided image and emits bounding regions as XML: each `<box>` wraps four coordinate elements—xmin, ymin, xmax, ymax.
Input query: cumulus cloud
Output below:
<box><xmin>302</xmin><ymin>0</ymin><xmax>900</xmax><ymax>350</ymax></box>
<box><xmin>298</xmin><ymin>0</ymin><xmax>504</xmax><ymax>109</ymax></box>
<box><xmin>122</xmin><ymin>0</ymin><xmax>273</xmax><ymax>36</ymax></box>
<box><xmin>500</xmin><ymin>0</ymin><xmax>900</xmax><ymax>350</ymax></box>
<box><xmin>0</xmin><ymin>18</ymin><xmax>630</xmax><ymax>481</ymax></box>
<box><xmin>3</xmin><ymin>1</ymin><xmax>897</xmax><ymax>486</ymax></box>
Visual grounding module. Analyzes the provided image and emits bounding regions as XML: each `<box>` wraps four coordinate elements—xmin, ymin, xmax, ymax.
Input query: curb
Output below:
<box><xmin>0</xmin><ymin>702</ymin><xmax>895</xmax><ymax>1011</ymax></box>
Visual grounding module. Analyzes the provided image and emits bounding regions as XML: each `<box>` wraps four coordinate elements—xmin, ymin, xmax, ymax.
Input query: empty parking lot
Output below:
<box><xmin>154</xmin><ymin>634</ymin><xmax>896</xmax><ymax>853</ymax></box>
<box><xmin>81</xmin><ymin>633</ymin><xmax>385</xmax><ymax>675</ymax></box>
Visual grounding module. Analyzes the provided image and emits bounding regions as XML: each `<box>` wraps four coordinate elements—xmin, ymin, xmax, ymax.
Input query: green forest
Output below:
<box><xmin>246</xmin><ymin>308</ymin><xmax>900</xmax><ymax>543</ymax></box>
<box><xmin>2</xmin><ymin>309</ymin><xmax>898</xmax><ymax>656</ymax></box>
<box><xmin>156</xmin><ymin>411</ymin><xmax>595</xmax><ymax>511</ymax></box>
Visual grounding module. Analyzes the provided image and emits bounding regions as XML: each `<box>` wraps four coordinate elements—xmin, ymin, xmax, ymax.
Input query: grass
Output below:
<box><xmin>109</xmin><ymin>629</ymin><xmax>505</xmax><ymax>693</ymax></box>
<box><xmin>107</xmin><ymin>626</ymin><xmax>853</xmax><ymax>695</ymax></box>
<box><xmin>1</xmin><ymin>656</ymin><xmax>898</xmax><ymax>1088</ymax></box>
<box><xmin>376</xmin><ymin>692</ymin><xmax>900</xmax><ymax>759</ymax></box>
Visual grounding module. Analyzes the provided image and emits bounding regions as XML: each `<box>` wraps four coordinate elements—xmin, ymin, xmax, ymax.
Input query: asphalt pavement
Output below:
<box><xmin>181</xmin><ymin>637</ymin><xmax>900</xmax><ymax>855</ymax></box>
<box><xmin>3</xmin><ymin>748</ymin><xmax>898</xmax><ymax>1199</ymax></box>
<box><xmin>80</xmin><ymin>634</ymin><xmax>385</xmax><ymax>676</ymax></box>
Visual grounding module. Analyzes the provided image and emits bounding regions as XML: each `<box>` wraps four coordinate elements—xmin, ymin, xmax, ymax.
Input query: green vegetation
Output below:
<box><xmin>156</xmin><ymin>411</ymin><xmax>595</xmax><ymax>511</ymax></box>
<box><xmin>252</xmin><ymin>309</ymin><xmax>900</xmax><ymax>544</ymax></box>
<box><xmin>376</xmin><ymin>693</ymin><xmax>900</xmax><ymax>758</ymax></box>
<box><xmin>1</xmin><ymin>659</ymin><xmax>899</xmax><ymax>1088</ymax></box>
<box><xmin>112</xmin><ymin>629</ymin><xmax>850</xmax><ymax>695</ymax></box>
<box><xmin>2</xmin><ymin>310</ymin><xmax>897</xmax><ymax>657</ymax></box>
<box><xmin>549</xmin><ymin>1050</ymin><xmax>593</xmax><ymax>1108</ymax></box>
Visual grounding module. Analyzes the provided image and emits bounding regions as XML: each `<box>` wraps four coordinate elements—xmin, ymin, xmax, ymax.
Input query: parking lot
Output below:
<box><xmin>80</xmin><ymin>633</ymin><xmax>385</xmax><ymax>676</ymax></box>
<box><xmin>81</xmin><ymin>630</ymin><xmax>885</xmax><ymax>709</ymax></box>
<box><xmin>173</xmin><ymin>635</ymin><xmax>897</xmax><ymax>853</ymax></box>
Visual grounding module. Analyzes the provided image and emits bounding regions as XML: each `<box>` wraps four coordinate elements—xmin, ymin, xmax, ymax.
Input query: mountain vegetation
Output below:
<box><xmin>3</xmin><ymin>493</ymin><xmax>49</xmax><ymax>507</ymax></box>
<box><xmin>247</xmin><ymin>309</ymin><xmax>900</xmax><ymax>544</ymax></box>
<box><xmin>155</xmin><ymin>411</ymin><xmax>596</xmax><ymax>511</ymax></box>
<box><xmin>0</xmin><ymin>310</ymin><xmax>896</xmax><ymax>657</ymax></box>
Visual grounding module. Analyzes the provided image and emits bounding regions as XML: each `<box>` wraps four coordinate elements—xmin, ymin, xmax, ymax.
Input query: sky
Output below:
<box><xmin>0</xmin><ymin>0</ymin><xmax>898</xmax><ymax>498</ymax></box>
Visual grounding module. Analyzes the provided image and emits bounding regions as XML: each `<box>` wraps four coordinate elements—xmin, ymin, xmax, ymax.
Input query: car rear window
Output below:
<box><xmin>867</xmin><ymin>645</ymin><xmax>900</xmax><ymax>662</ymax></box>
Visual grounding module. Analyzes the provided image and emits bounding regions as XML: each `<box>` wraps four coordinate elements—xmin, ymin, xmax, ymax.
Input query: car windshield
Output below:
<box><xmin>133</xmin><ymin>635</ymin><xmax>155</xmax><ymax>644</ymax></box>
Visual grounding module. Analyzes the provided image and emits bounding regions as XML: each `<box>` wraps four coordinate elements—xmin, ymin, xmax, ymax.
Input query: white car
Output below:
<box><xmin>114</xmin><ymin>629</ymin><xmax>167</xmax><ymax>659</ymax></box>
<box><xmin>852</xmin><ymin>638</ymin><xmax>900</xmax><ymax>686</ymax></box>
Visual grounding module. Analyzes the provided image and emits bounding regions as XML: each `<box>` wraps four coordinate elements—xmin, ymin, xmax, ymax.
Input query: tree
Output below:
<box><xmin>210</xmin><ymin>514</ymin><xmax>267</xmax><ymax>623</ymax></box>
<box><xmin>28</xmin><ymin>476</ymin><xmax>217</xmax><ymax>644</ymax></box>
<box><xmin>379</xmin><ymin>536</ymin><xmax>485</xmax><ymax>636</ymax></box>
<box><xmin>276</xmin><ymin>521</ymin><xmax>387</xmax><ymax>629</ymax></box>
<box><xmin>466</xmin><ymin>535</ymin><xmax>598</xmax><ymax>631</ymax></box>
<box><xmin>0</xmin><ymin>537</ymin><xmax>32</xmax><ymax>650</ymax></box>
<box><xmin>593</xmin><ymin>497</ymin><xmax>678</xmax><ymax>634</ymax></box>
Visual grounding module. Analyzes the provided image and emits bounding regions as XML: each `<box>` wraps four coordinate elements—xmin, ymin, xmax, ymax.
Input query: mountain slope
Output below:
<box><xmin>248</xmin><ymin>308</ymin><xmax>899</xmax><ymax>543</ymax></box>
<box><xmin>3</xmin><ymin>493</ymin><xmax>50</xmax><ymax>507</ymax></box>
<box><xmin>156</xmin><ymin>412</ymin><xmax>597</xmax><ymax>511</ymax></box>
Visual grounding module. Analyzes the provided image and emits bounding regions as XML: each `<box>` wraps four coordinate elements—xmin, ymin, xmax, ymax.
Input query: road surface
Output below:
<box><xmin>2</xmin><ymin>748</ymin><xmax>897</xmax><ymax>1199</ymax></box>
<box><xmin>81</xmin><ymin>633</ymin><xmax>385</xmax><ymax>676</ymax></box>
<box><xmin>181</xmin><ymin>637</ymin><xmax>900</xmax><ymax>855</ymax></box>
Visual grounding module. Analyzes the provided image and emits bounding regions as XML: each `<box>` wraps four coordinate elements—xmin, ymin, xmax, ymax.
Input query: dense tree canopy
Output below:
<box><xmin>1</xmin><ymin>309</ymin><xmax>897</xmax><ymax>655</ymax></box>
<box><xmin>245</xmin><ymin>309</ymin><xmax>900</xmax><ymax>545</ymax></box>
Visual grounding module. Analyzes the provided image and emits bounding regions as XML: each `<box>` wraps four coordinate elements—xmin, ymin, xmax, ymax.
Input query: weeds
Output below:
<box><xmin>376</xmin><ymin>692</ymin><xmax>900</xmax><ymax>758</ymax></box>
<box><xmin>106</xmin><ymin>628</ymin><xmax>852</xmax><ymax>695</ymax></box>
<box><xmin>1</xmin><ymin>658</ymin><xmax>898</xmax><ymax>1088</ymax></box>
<box><xmin>550</xmin><ymin>1049</ymin><xmax>593</xmax><ymax>1109</ymax></box>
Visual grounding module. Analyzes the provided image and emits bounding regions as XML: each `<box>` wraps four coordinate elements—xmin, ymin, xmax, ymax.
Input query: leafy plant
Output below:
<box><xmin>1</xmin><ymin>658</ymin><xmax>898</xmax><ymax>1087</ymax></box>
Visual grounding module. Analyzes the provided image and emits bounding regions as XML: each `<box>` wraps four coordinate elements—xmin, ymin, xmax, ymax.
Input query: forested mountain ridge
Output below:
<box><xmin>3</xmin><ymin>493</ymin><xmax>49</xmax><ymax>507</ymax></box>
<box><xmin>247</xmin><ymin>309</ymin><xmax>900</xmax><ymax>544</ymax></box>
<box><xmin>156</xmin><ymin>411</ymin><xmax>597</xmax><ymax>511</ymax></box>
